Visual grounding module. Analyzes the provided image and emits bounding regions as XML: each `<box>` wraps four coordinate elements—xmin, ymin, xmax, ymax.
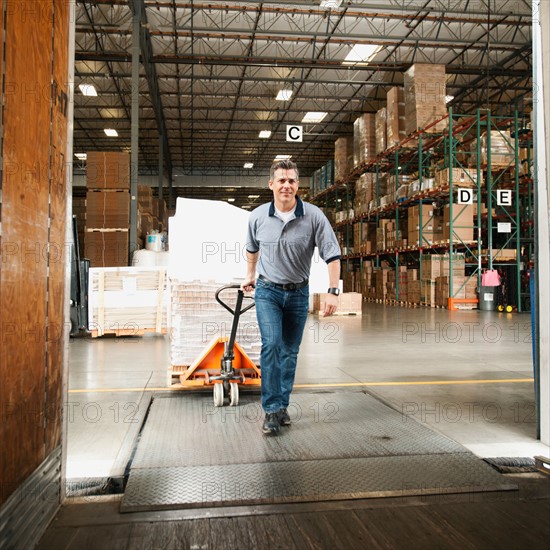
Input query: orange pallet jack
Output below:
<box><xmin>179</xmin><ymin>285</ymin><xmax>261</xmax><ymax>406</ymax></box>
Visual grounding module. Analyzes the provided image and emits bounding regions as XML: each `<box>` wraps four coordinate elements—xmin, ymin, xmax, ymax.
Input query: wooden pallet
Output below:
<box><xmin>90</xmin><ymin>327</ymin><xmax>168</xmax><ymax>338</ymax></box>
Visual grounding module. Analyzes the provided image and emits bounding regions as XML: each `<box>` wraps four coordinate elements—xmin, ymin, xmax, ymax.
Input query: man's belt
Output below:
<box><xmin>258</xmin><ymin>274</ymin><xmax>308</xmax><ymax>291</ymax></box>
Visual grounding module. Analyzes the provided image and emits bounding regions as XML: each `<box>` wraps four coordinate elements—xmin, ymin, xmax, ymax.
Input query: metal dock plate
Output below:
<box><xmin>121</xmin><ymin>392</ymin><xmax>516</xmax><ymax>512</ymax></box>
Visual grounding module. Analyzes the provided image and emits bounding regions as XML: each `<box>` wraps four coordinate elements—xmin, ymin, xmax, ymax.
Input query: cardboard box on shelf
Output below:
<box><xmin>375</xmin><ymin>107</ymin><xmax>387</xmax><ymax>155</ymax></box>
<box><xmin>386</xmin><ymin>86</ymin><xmax>406</xmax><ymax>147</ymax></box>
<box><xmin>435</xmin><ymin>167</ymin><xmax>482</xmax><ymax>189</ymax></box>
<box><xmin>421</xmin><ymin>280</ymin><xmax>437</xmax><ymax>305</ymax></box>
<box><xmin>334</xmin><ymin>136</ymin><xmax>354</xmax><ymax>182</ymax></box>
<box><xmin>443</xmin><ymin>204</ymin><xmax>475</xmax><ymax>241</ymax></box>
<box><xmin>421</xmin><ymin>254</ymin><xmax>441</xmax><ymax>280</ymax></box>
<box><xmin>353</xmin><ymin>113</ymin><xmax>377</xmax><ymax>166</ymax></box>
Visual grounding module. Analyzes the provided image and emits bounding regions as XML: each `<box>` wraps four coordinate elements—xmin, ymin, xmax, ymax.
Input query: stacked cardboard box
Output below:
<box><xmin>86</xmin><ymin>151</ymin><xmax>130</xmax><ymax>189</ymax></box>
<box><xmin>355</xmin><ymin>173</ymin><xmax>375</xmax><ymax>215</ymax></box>
<box><xmin>375</xmin><ymin>108</ymin><xmax>387</xmax><ymax>155</ymax></box>
<box><xmin>86</xmin><ymin>190</ymin><xmax>130</xmax><ymax>228</ymax></box>
<box><xmin>435</xmin><ymin>275</ymin><xmax>477</xmax><ymax>307</ymax></box>
<box><xmin>84</xmin><ymin>151</ymin><xmax>130</xmax><ymax>267</ymax></box>
<box><xmin>384</xmin><ymin>219</ymin><xmax>406</xmax><ymax>250</ymax></box>
<box><xmin>394</xmin><ymin>266</ymin><xmax>408</xmax><ymax>301</ymax></box>
<box><xmin>471</xmin><ymin>130</ymin><xmax>515</xmax><ymax>168</ymax></box>
<box><xmin>420</xmin><ymin>254</ymin><xmax>440</xmax><ymax>306</ymax></box>
<box><xmin>386</xmin><ymin>87</ymin><xmax>406</xmax><ymax>147</ymax></box>
<box><xmin>361</xmin><ymin>260</ymin><xmax>375</xmax><ymax>297</ymax></box>
<box><xmin>377</xmin><ymin>219</ymin><xmax>393</xmax><ymax>251</ymax></box>
<box><xmin>353</xmin><ymin>113</ymin><xmax>376</xmax><ymax>167</ymax></box>
<box><xmin>334</xmin><ymin>136</ymin><xmax>354</xmax><ymax>182</ymax></box>
<box><xmin>435</xmin><ymin>167</ymin><xmax>482</xmax><ymax>189</ymax></box>
<box><xmin>404</xmin><ymin>63</ymin><xmax>447</xmax><ymax>135</ymax></box>
<box><xmin>443</xmin><ymin>203</ymin><xmax>475</xmax><ymax>241</ymax></box>
<box><xmin>169</xmin><ymin>279</ymin><xmax>261</xmax><ymax>371</ymax></box>
<box><xmin>409</xmin><ymin>279</ymin><xmax>421</xmax><ymax>303</ymax></box>
<box><xmin>421</xmin><ymin>254</ymin><xmax>441</xmax><ymax>281</ymax></box>
<box><xmin>313</xmin><ymin>292</ymin><xmax>362</xmax><ymax>315</ymax></box>
<box><xmin>408</xmin><ymin>204</ymin><xmax>435</xmax><ymax>246</ymax></box>
<box><xmin>386</xmin><ymin>270</ymin><xmax>397</xmax><ymax>300</ymax></box>
<box><xmin>375</xmin><ymin>268</ymin><xmax>390</xmax><ymax>299</ymax></box>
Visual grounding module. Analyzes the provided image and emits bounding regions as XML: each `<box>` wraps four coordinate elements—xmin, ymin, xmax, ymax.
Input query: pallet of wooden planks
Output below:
<box><xmin>88</xmin><ymin>266</ymin><xmax>168</xmax><ymax>337</ymax></box>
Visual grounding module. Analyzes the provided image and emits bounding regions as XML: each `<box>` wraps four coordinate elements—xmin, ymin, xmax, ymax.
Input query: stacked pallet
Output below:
<box><xmin>354</xmin><ymin>173</ymin><xmax>375</xmax><ymax>216</ymax></box>
<box><xmin>435</xmin><ymin>167</ymin><xmax>482</xmax><ymax>189</ymax></box>
<box><xmin>375</xmin><ymin>108</ymin><xmax>387</xmax><ymax>155</ymax></box>
<box><xmin>169</xmin><ymin>279</ymin><xmax>261</xmax><ymax>374</ymax></box>
<box><xmin>408</xmin><ymin>204</ymin><xmax>437</xmax><ymax>247</ymax></box>
<box><xmin>471</xmin><ymin>130</ymin><xmax>515</xmax><ymax>168</ymax></box>
<box><xmin>386</xmin><ymin>87</ymin><xmax>406</xmax><ymax>147</ymax></box>
<box><xmin>443</xmin><ymin>203</ymin><xmax>475</xmax><ymax>242</ymax></box>
<box><xmin>403</xmin><ymin>63</ymin><xmax>447</xmax><ymax>134</ymax></box>
<box><xmin>312</xmin><ymin>292</ymin><xmax>362</xmax><ymax>315</ymax></box>
<box><xmin>84</xmin><ymin>151</ymin><xmax>130</xmax><ymax>267</ymax></box>
<box><xmin>88</xmin><ymin>266</ymin><xmax>168</xmax><ymax>337</ymax></box>
<box><xmin>334</xmin><ymin>136</ymin><xmax>354</xmax><ymax>182</ymax></box>
<box><xmin>353</xmin><ymin>113</ymin><xmax>376</xmax><ymax>167</ymax></box>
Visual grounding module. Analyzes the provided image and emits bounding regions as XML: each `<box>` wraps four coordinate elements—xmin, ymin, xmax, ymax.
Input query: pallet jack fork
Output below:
<box><xmin>179</xmin><ymin>284</ymin><xmax>261</xmax><ymax>406</ymax></box>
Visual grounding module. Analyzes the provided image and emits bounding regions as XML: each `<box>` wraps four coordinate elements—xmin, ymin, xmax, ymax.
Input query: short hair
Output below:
<box><xmin>270</xmin><ymin>159</ymin><xmax>299</xmax><ymax>182</ymax></box>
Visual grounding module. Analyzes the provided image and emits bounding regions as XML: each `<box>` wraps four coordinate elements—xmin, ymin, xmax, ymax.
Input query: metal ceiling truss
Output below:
<box><xmin>74</xmin><ymin>0</ymin><xmax>532</xmax><ymax>178</ymax></box>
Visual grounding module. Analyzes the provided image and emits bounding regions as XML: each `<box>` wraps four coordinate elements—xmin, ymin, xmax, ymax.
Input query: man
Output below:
<box><xmin>242</xmin><ymin>159</ymin><xmax>341</xmax><ymax>435</ymax></box>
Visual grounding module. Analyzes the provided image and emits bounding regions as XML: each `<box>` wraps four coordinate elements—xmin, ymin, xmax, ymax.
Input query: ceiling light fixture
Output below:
<box><xmin>104</xmin><ymin>128</ymin><xmax>118</xmax><ymax>137</ymax></box>
<box><xmin>276</xmin><ymin>89</ymin><xmax>293</xmax><ymax>101</ymax></box>
<box><xmin>446</xmin><ymin>95</ymin><xmax>455</xmax><ymax>104</ymax></box>
<box><xmin>248</xmin><ymin>194</ymin><xmax>260</xmax><ymax>199</ymax></box>
<box><xmin>78</xmin><ymin>83</ymin><xmax>97</xmax><ymax>96</ymax></box>
<box><xmin>343</xmin><ymin>44</ymin><xmax>382</xmax><ymax>65</ymax></box>
<box><xmin>74</xmin><ymin>153</ymin><xmax>87</xmax><ymax>161</ymax></box>
<box><xmin>259</xmin><ymin>130</ymin><xmax>272</xmax><ymax>139</ymax></box>
<box><xmin>274</xmin><ymin>155</ymin><xmax>292</xmax><ymax>160</ymax></box>
<box><xmin>227</xmin><ymin>198</ymin><xmax>235</xmax><ymax>202</ymax></box>
<box><xmin>302</xmin><ymin>112</ymin><xmax>327</xmax><ymax>124</ymax></box>
<box><xmin>243</xmin><ymin>162</ymin><xmax>254</xmax><ymax>169</ymax></box>
<box><xmin>320</xmin><ymin>0</ymin><xmax>343</xmax><ymax>9</ymax></box>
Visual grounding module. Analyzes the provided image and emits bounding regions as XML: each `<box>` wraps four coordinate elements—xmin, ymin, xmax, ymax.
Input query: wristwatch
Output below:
<box><xmin>327</xmin><ymin>288</ymin><xmax>340</xmax><ymax>296</ymax></box>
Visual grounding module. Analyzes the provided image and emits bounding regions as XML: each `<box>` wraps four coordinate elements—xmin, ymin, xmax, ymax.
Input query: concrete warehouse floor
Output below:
<box><xmin>39</xmin><ymin>303</ymin><xmax>550</xmax><ymax>549</ymax></box>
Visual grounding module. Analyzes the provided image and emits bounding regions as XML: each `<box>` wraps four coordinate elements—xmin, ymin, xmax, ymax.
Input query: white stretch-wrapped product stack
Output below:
<box><xmin>167</xmin><ymin>197</ymin><xmax>333</xmax><ymax>383</ymax></box>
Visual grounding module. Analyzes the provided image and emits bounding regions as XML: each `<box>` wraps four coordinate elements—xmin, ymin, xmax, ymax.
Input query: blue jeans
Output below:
<box><xmin>254</xmin><ymin>278</ymin><xmax>309</xmax><ymax>413</ymax></box>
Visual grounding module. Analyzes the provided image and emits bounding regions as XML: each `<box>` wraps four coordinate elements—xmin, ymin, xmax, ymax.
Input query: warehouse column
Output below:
<box><xmin>159</xmin><ymin>134</ymin><xmax>164</xmax><ymax>224</ymax></box>
<box><xmin>533</xmin><ymin>0</ymin><xmax>550</xmax><ymax>447</ymax></box>
<box><xmin>129</xmin><ymin>1</ymin><xmax>140</xmax><ymax>262</ymax></box>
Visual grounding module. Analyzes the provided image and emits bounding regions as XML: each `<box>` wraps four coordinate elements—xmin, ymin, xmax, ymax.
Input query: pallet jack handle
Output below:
<box><xmin>215</xmin><ymin>285</ymin><xmax>255</xmax><ymax>360</ymax></box>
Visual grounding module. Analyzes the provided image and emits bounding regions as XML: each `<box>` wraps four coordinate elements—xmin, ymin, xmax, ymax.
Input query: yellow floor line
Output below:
<box><xmin>68</xmin><ymin>378</ymin><xmax>534</xmax><ymax>393</ymax></box>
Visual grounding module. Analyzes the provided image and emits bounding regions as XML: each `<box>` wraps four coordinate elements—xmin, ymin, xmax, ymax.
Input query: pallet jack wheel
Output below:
<box><xmin>213</xmin><ymin>383</ymin><xmax>224</xmax><ymax>407</ymax></box>
<box><xmin>498</xmin><ymin>305</ymin><xmax>505</xmax><ymax>312</ymax></box>
<box><xmin>506</xmin><ymin>305</ymin><xmax>513</xmax><ymax>313</ymax></box>
<box><xmin>229</xmin><ymin>382</ymin><xmax>239</xmax><ymax>407</ymax></box>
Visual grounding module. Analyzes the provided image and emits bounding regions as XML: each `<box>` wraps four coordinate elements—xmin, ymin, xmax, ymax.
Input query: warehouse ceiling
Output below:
<box><xmin>74</xmin><ymin>0</ymin><xmax>533</xmax><ymax>180</ymax></box>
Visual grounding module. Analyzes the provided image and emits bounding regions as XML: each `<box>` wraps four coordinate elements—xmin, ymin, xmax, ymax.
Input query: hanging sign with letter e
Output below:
<box><xmin>496</xmin><ymin>190</ymin><xmax>513</xmax><ymax>206</ymax></box>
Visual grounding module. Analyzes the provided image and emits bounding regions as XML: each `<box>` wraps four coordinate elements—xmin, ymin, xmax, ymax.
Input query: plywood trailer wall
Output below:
<box><xmin>0</xmin><ymin>0</ymin><xmax>70</xmax><ymax>522</ymax></box>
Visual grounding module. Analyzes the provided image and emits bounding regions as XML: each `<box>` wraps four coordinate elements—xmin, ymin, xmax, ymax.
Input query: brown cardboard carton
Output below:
<box><xmin>87</xmin><ymin>151</ymin><xmax>130</xmax><ymax>189</ymax></box>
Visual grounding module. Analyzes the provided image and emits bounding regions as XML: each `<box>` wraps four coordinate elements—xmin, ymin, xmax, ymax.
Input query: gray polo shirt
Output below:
<box><xmin>246</xmin><ymin>197</ymin><xmax>341</xmax><ymax>284</ymax></box>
